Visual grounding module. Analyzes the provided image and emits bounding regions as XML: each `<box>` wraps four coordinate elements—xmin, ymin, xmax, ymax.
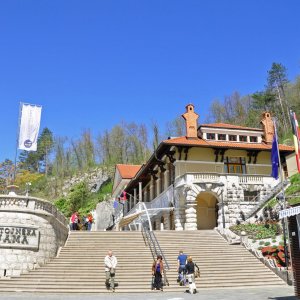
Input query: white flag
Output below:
<box><xmin>18</xmin><ymin>103</ymin><xmax>42</xmax><ymax>151</ymax></box>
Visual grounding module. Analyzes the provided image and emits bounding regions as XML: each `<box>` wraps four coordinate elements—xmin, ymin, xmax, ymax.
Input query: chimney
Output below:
<box><xmin>260</xmin><ymin>112</ymin><xmax>274</xmax><ymax>143</ymax></box>
<box><xmin>182</xmin><ymin>104</ymin><xmax>199</xmax><ymax>139</ymax></box>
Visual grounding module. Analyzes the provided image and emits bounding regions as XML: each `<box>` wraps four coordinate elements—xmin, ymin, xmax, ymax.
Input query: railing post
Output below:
<box><xmin>141</xmin><ymin>202</ymin><xmax>152</xmax><ymax>232</ymax></box>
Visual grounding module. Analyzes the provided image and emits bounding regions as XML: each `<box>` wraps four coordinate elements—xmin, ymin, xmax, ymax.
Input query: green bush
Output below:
<box><xmin>230</xmin><ymin>222</ymin><xmax>280</xmax><ymax>240</ymax></box>
<box><xmin>258</xmin><ymin>246</ymin><xmax>263</xmax><ymax>250</ymax></box>
<box><xmin>272</xmin><ymin>239</ymin><xmax>277</xmax><ymax>243</ymax></box>
<box><xmin>259</xmin><ymin>241</ymin><xmax>265</xmax><ymax>245</ymax></box>
<box><xmin>264</xmin><ymin>241</ymin><xmax>271</xmax><ymax>246</ymax></box>
<box><xmin>286</xmin><ymin>174</ymin><xmax>300</xmax><ymax>205</ymax></box>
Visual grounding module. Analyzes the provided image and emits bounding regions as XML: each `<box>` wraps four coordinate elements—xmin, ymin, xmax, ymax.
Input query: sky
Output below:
<box><xmin>0</xmin><ymin>0</ymin><xmax>300</xmax><ymax>162</ymax></box>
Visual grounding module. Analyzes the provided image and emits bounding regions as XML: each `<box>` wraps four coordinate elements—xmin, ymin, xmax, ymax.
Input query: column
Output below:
<box><xmin>174</xmin><ymin>187</ymin><xmax>184</xmax><ymax>231</ymax></box>
<box><xmin>164</xmin><ymin>170</ymin><xmax>169</xmax><ymax>190</ymax></box>
<box><xmin>184</xmin><ymin>187</ymin><xmax>197</xmax><ymax>230</ymax></box>
<box><xmin>134</xmin><ymin>188</ymin><xmax>137</xmax><ymax>205</ymax></box>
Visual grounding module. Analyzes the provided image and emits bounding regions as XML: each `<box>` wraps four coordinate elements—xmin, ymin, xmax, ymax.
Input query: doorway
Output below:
<box><xmin>196</xmin><ymin>192</ymin><xmax>218</xmax><ymax>229</ymax></box>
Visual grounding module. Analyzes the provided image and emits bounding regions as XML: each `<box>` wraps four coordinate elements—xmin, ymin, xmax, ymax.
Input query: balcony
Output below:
<box><xmin>175</xmin><ymin>172</ymin><xmax>275</xmax><ymax>188</ymax></box>
<box><xmin>174</xmin><ymin>160</ymin><xmax>274</xmax><ymax>187</ymax></box>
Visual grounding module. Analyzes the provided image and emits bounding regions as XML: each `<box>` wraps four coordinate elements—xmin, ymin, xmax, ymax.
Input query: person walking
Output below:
<box><xmin>185</xmin><ymin>256</ymin><xmax>198</xmax><ymax>294</ymax></box>
<box><xmin>177</xmin><ymin>250</ymin><xmax>187</xmax><ymax>285</ymax></box>
<box><xmin>87</xmin><ymin>213</ymin><xmax>93</xmax><ymax>231</ymax></box>
<box><xmin>70</xmin><ymin>212</ymin><xmax>79</xmax><ymax>231</ymax></box>
<box><xmin>104</xmin><ymin>250</ymin><xmax>118</xmax><ymax>292</ymax></box>
<box><xmin>152</xmin><ymin>255</ymin><xmax>164</xmax><ymax>291</ymax></box>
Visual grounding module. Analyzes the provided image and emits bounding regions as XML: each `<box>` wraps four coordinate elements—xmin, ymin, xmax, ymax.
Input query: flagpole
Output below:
<box><xmin>273</xmin><ymin>118</ymin><xmax>291</xmax><ymax>275</ymax></box>
<box><xmin>13</xmin><ymin>102</ymin><xmax>22</xmax><ymax>183</ymax></box>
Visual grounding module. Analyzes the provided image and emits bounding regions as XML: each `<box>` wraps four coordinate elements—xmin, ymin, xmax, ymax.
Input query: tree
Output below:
<box><xmin>152</xmin><ymin>121</ymin><xmax>160</xmax><ymax>151</ymax></box>
<box><xmin>252</xmin><ymin>91</ymin><xmax>276</xmax><ymax>111</ymax></box>
<box><xmin>18</xmin><ymin>127</ymin><xmax>54</xmax><ymax>174</ymax></box>
<box><xmin>38</xmin><ymin>128</ymin><xmax>54</xmax><ymax>175</ymax></box>
<box><xmin>165</xmin><ymin>116</ymin><xmax>185</xmax><ymax>137</ymax></box>
<box><xmin>0</xmin><ymin>159</ymin><xmax>15</xmax><ymax>190</ymax></box>
<box><xmin>267</xmin><ymin>62</ymin><xmax>290</xmax><ymax>132</ymax></box>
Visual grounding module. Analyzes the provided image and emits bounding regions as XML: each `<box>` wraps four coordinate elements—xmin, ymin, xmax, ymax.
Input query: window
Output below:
<box><xmin>239</xmin><ymin>135</ymin><xmax>247</xmax><ymax>142</ymax></box>
<box><xmin>218</xmin><ymin>134</ymin><xmax>226</xmax><ymax>140</ymax></box>
<box><xmin>224</xmin><ymin>157</ymin><xmax>246</xmax><ymax>174</ymax></box>
<box><xmin>244</xmin><ymin>190</ymin><xmax>259</xmax><ymax>201</ymax></box>
<box><xmin>229</xmin><ymin>135</ymin><xmax>237</xmax><ymax>141</ymax></box>
<box><xmin>206</xmin><ymin>133</ymin><xmax>216</xmax><ymax>140</ymax></box>
<box><xmin>249</xmin><ymin>136</ymin><xmax>258</xmax><ymax>142</ymax></box>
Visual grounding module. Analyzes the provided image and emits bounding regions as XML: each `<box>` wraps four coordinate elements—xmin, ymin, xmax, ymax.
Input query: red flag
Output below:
<box><xmin>290</xmin><ymin>110</ymin><xmax>300</xmax><ymax>172</ymax></box>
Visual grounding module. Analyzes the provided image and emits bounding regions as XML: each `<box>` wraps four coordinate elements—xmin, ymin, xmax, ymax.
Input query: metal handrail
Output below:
<box><xmin>141</xmin><ymin>222</ymin><xmax>169</xmax><ymax>286</ymax></box>
<box><xmin>244</xmin><ymin>180</ymin><xmax>290</xmax><ymax>220</ymax></box>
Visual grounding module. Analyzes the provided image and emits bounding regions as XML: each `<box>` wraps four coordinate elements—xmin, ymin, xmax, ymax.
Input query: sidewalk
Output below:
<box><xmin>0</xmin><ymin>286</ymin><xmax>296</xmax><ymax>300</ymax></box>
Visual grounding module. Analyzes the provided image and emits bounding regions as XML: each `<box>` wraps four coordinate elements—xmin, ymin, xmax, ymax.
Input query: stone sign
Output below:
<box><xmin>0</xmin><ymin>225</ymin><xmax>39</xmax><ymax>249</ymax></box>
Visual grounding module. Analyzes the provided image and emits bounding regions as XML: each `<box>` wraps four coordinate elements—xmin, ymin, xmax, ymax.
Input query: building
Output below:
<box><xmin>114</xmin><ymin>104</ymin><xmax>295</xmax><ymax>231</ymax></box>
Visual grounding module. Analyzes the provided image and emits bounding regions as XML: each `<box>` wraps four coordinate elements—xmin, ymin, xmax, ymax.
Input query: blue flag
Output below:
<box><xmin>271</xmin><ymin>134</ymin><xmax>279</xmax><ymax>179</ymax></box>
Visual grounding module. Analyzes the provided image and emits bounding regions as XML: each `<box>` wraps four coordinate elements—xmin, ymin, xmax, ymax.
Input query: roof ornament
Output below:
<box><xmin>261</xmin><ymin>112</ymin><xmax>275</xmax><ymax>144</ymax></box>
<box><xmin>181</xmin><ymin>104</ymin><xmax>199</xmax><ymax>139</ymax></box>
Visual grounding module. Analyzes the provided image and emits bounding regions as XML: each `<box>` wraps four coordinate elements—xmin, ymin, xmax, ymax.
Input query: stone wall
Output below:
<box><xmin>94</xmin><ymin>200</ymin><xmax>115</xmax><ymax>230</ymax></box>
<box><xmin>61</xmin><ymin>167</ymin><xmax>110</xmax><ymax>196</ymax></box>
<box><xmin>174</xmin><ymin>175</ymin><xmax>277</xmax><ymax>230</ymax></box>
<box><xmin>0</xmin><ymin>195</ymin><xmax>68</xmax><ymax>277</ymax></box>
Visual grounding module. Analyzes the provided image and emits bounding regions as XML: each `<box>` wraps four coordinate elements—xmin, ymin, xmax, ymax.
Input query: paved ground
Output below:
<box><xmin>0</xmin><ymin>286</ymin><xmax>297</xmax><ymax>300</ymax></box>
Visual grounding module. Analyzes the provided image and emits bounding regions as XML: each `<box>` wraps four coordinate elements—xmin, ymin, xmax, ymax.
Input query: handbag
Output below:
<box><xmin>110</xmin><ymin>268</ymin><xmax>115</xmax><ymax>276</ymax></box>
<box><xmin>195</xmin><ymin>263</ymin><xmax>200</xmax><ymax>278</ymax></box>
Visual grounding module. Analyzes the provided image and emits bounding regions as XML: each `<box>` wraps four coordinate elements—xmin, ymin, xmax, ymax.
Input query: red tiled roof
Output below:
<box><xmin>200</xmin><ymin>123</ymin><xmax>262</xmax><ymax>131</ymax></box>
<box><xmin>163</xmin><ymin>136</ymin><xmax>294</xmax><ymax>151</ymax></box>
<box><xmin>116</xmin><ymin>164</ymin><xmax>142</xmax><ymax>179</ymax></box>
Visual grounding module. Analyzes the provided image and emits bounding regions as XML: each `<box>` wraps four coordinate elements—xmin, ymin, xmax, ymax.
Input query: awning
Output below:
<box><xmin>279</xmin><ymin>206</ymin><xmax>300</xmax><ymax>219</ymax></box>
<box><xmin>118</xmin><ymin>207</ymin><xmax>174</xmax><ymax>228</ymax></box>
<box><xmin>118</xmin><ymin>211</ymin><xmax>143</xmax><ymax>227</ymax></box>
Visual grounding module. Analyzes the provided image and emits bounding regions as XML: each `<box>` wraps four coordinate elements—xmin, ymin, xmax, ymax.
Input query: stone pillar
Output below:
<box><xmin>164</xmin><ymin>171</ymin><xmax>169</xmax><ymax>190</ymax></box>
<box><xmin>156</xmin><ymin>178</ymin><xmax>161</xmax><ymax>197</ymax></box>
<box><xmin>185</xmin><ymin>200</ymin><xmax>197</xmax><ymax>230</ymax></box>
<box><xmin>174</xmin><ymin>208</ymin><xmax>185</xmax><ymax>231</ymax></box>
<box><xmin>173</xmin><ymin>187</ymin><xmax>184</xmax><ymax>230</ymax></box>
<box><xmin>183</xmin><ymin>184</ymin><xmax>198</xmax><ymax>230</ymax></box>
<box><xmin>150</xmin><ymin>177</ymin><xmax>154</xmax><ymax>200</ymax></box>
<box><xmin>134</xmin><ymin>188</ymin><xmax>137</xmax><ymax>205</ymax></box>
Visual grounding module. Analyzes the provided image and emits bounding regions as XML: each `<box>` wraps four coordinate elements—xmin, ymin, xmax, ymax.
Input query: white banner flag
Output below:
<box><xmin>18</xmin><ymin>103</ymin><xmax>42</xmax><ymax>151</ymax></box>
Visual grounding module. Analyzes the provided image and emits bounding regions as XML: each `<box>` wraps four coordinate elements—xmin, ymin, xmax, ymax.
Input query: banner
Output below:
<box><xmin>271</xmin><ymin>132</ymin><xmax>279</xmax><ymax>179</ymax></box>
<box><xmin>18</xmin><ymin>103</ymin><xmax>42</xmax><ymax>151</ymax></box>
<box><xmin>290</xmin><ymin>110</ymin><xmax>300</xmax><ymax>173</ymax></box>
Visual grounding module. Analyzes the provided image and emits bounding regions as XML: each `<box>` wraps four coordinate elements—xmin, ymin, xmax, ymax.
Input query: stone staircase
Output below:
<box><xmin>155</xmin><ymin>230</ymin><xmax>286</xmax><ymax>289</ymax></box>
<box><xmin>0</xmin><ymin>231</ymin><xmax>153</xmax><ymax>293</ymax></box>
<box><xmin>0</xmin><ymin>230</ymin><xmax>286</xmax><ymax>293</ymax></box>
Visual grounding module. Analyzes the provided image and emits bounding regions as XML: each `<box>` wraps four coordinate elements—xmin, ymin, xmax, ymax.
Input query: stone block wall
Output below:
<box><xmin>0</xmin><ymin>195</ymin><xmax>68</xmax><ymax>277</ymax></box>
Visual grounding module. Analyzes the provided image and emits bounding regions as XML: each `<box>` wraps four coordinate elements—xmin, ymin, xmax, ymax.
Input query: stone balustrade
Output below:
<box><xmin>0</xmin><ymin>195</ymin><xmax>68</xmax><ymax>277</ymax></box>
<box><xmin>239</xmin><ymin>175</ymin><xmax>264</xmax><ymax>184</ymax></box>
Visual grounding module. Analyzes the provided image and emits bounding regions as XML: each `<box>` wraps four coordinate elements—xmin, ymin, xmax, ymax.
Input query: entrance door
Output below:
<box><xmin>196</xmin><ymin>193</ymin><xmax>217</xmax><ymax>229</ymax></box>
